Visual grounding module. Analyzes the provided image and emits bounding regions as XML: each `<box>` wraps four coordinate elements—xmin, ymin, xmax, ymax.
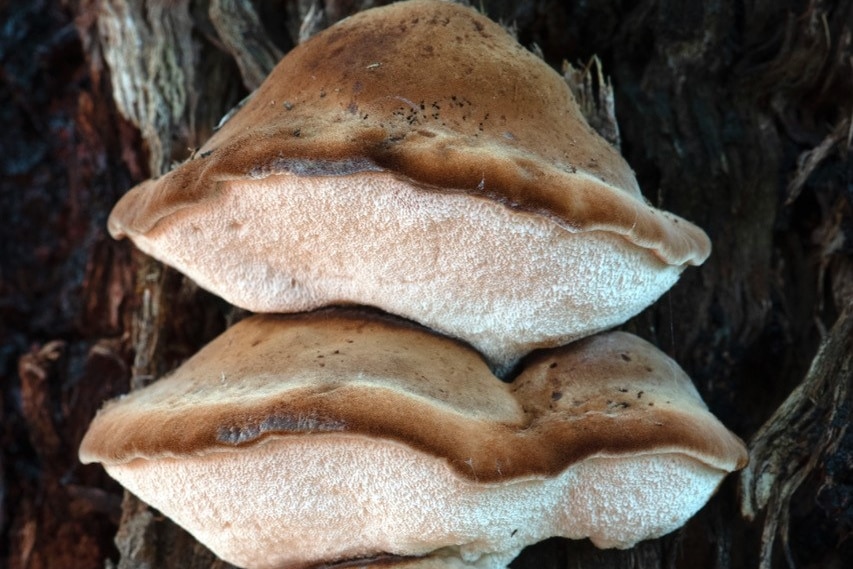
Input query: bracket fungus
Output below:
<box><xmin>80</xmin><ymin>310</ymin><xmax>747</xmax><ymax>569</ymax></box>
<box><xmin>107</xmin><ymin>0</ymin><xmax>711</xmax><ymax>374</ymax></box>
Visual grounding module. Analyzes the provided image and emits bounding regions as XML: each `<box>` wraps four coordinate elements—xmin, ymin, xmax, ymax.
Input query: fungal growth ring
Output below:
<box><xmin>83</xmin><ymin>1</ymin><xmax>746</xmax><ymax>568</ymax></box>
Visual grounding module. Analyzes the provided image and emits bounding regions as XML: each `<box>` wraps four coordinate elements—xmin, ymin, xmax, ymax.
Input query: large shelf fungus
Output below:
<box><xmin>107</xmin><ymin>0</ymin><xmax>711</xmax><ymax>374</ymax></box>
<box><xmin>80</xmin><ymin>310</ymin><xmax>747</xmax><ymax>569</ymax></box>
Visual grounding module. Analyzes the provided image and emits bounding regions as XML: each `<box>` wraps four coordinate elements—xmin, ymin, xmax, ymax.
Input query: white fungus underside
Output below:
<box><xmin>133</xmin><ymin>173</ymin><xmax>681</xmax><ymax>374</ymax></box>
<box><xmin>107</xmin><ymin>435</ymin><xmax>724</xmax><ymax>569</ymax></box>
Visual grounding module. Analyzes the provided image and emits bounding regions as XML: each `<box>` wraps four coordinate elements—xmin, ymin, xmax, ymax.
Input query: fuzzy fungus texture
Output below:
<box><xmin>107</xmin><ymin>0</ymin><xmax>711</xmax><ymax>375</ymax></box>
<box><xmin>106</xmin><ymin>440</ymin><xmax>722</xmax><ymax>569</ymax></box>
<box><xmin>80</xmin><ymin>310</ymin><xmax>748</xmax><ymax>569</ymax></box>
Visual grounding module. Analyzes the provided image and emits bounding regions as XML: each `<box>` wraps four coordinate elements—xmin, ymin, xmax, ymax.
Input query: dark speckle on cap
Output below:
<box><xmin>218</xmin><ymin>414</ymin><xmax>346</xmax><ymax>445</ymax></box>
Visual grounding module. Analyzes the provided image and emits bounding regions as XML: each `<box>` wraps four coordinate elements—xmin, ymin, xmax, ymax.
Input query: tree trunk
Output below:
<box><xmin>1</xmin><ymin>0</ymin><xmax>850</xmax><ymax>568</ymax></box>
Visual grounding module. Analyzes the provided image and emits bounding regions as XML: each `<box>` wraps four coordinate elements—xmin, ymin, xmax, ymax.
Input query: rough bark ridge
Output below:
<box><xmin>1</xmin><ymin>0</ymin><xmax>850</xmax><ymax>568</ymax></box>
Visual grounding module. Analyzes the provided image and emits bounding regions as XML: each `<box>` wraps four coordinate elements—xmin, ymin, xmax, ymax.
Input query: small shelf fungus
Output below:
<box><xmin>80</xmin><ymin>310</ymin><xmax>747</xmax><ymax>569</ymax></box>
<box><xmin>107</xmin><ymin>0</ymin><xmax>711</xmax><ymax>375</ymax></box>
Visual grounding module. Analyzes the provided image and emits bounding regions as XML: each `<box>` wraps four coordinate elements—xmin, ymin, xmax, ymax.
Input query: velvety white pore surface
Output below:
<box><xmin>107</xmin><ymin>435</ymin><xmax>724</xmax><ymax>569</ymax></box>
<box><xmin>134</xmin><ymin>172</ymin><xmax>681</xmax><ymax>374</ymax></box>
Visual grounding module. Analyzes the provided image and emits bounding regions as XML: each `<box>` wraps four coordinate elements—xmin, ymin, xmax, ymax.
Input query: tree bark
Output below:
<box><xmin>1</xmin><ymin>0</ymin><xmax>850</xmax><ymax>568</ymax></box>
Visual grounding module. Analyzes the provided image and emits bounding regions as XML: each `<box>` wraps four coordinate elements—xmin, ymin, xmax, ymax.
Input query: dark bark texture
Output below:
<box><xmin>1</xmin><ymin>0</ymin><xmax>851</xmax><ymax>568</ymax></box>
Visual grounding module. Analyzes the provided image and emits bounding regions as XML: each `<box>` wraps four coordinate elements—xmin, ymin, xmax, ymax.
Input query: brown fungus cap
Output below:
<box><xmin>108</xmin><ymin>0</ymin><xmax>710</xmax><ymax>374</ymax></box>
<box><xmin>80</xmin><ymin>310</ymin><xmax>746</xmax><ymax>569</ymax></box>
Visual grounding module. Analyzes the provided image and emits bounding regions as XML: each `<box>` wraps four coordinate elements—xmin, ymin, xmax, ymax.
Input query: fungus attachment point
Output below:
<box><xmin>80</xmin><ymin>310</ymin><xmax>747</xmax><ymax>569</ymax></box>
<box><xmin>107</xmin><ymin>0</ymin><xmax>712</xmax><ymax>374</ymax></box>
